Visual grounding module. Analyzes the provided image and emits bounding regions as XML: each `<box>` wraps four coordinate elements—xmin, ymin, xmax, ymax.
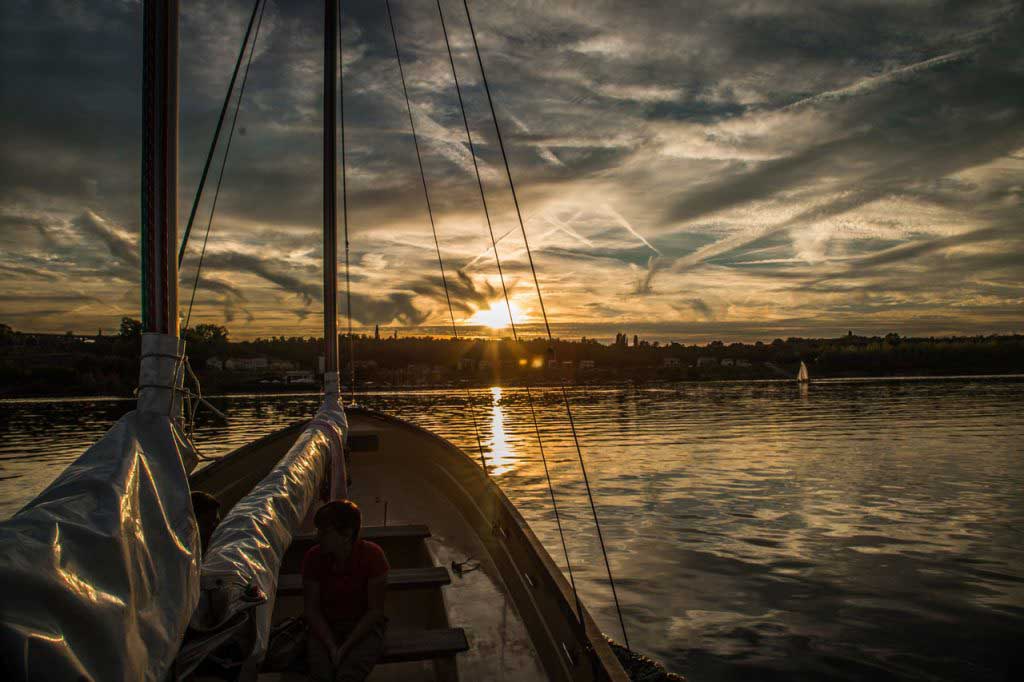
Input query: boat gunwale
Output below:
<box><xmin>347</xmin><ymin>405</ymin><xmax>629</xmax><ymax>681</ymax></box>
<box><xmin>188</xmin><ymin>418</ymin><xmax>309</xmax><ymax>487</ymax></box>
<box><xmin>186</xmin><ymin>407</ymin><xmax>629</xmax><ymax>681</ymax></box>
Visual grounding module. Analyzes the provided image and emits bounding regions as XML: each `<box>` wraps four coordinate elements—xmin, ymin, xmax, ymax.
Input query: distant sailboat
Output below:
<box><xmin>798</xmin><ymin>361</ymin><xmax>810</xmax><ymax>384</ymax></box>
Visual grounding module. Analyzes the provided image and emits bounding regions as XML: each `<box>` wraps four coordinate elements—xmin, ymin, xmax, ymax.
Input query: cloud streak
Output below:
<box><xmin>1</xmin><ymin>0</ymin><xmax>1021</xmax><ymax>341</ymax></box>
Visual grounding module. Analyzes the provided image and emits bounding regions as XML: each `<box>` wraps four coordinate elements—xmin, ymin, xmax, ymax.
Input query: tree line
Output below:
<box><xmin>1</xmin><ymin>320</ymin><xmax>1022</xmax><ymax>397</ymax></box>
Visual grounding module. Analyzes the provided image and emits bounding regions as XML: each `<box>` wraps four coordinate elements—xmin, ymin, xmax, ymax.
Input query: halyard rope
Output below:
<box><xmin>182</xmin><ymin>0</ymin><xmax>267</xmax><ymax>333</ymax></box>
<box><xmin>176</xmin><ymin>0</ymin><xmax>266</xmax><ymax>440</ymax></box>
<box><xmin>384</xmin><ymin>0</ymin><xmax>490</xmax><ymax>474</ymax></box>
<box><xmin>460</xmin><ymin>0</ymin><xmax>631</xmax><ymax>650</ymax></box>
<box><xmin>178</xmin><ymin>0</ymin><xmax>262</xmax><ymax>268</ymax></box>
<box><xmin>435</xmin><ymin>0</ymin><xmax>586</xmax><ymax>629</ymax></box>
<box><xmin>338</xmin><ymin>3</ymin><xmax>357</xmax><ymax>404</ymax></box>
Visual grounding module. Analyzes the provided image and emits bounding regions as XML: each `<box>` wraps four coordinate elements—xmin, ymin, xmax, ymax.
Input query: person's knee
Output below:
<box><xmin>306</xmin><ymin>638</ymin><xmax>333</xmax><ymax>682</ymax></box>
<box><xmin>335</xmin><ymin>628</ymin><xmax>387</xmax><ymax>681</ymax></box>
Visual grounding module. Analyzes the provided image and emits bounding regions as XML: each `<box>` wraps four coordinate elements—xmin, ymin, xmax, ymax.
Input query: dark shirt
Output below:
<box><xmin>301</xmin><ymin>540</ymin><xmax>388</xmax><ymax>622</ymax></box>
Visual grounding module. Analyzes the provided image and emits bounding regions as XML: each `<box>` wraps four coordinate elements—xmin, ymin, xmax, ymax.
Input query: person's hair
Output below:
<box><xmin>191</xmin><ymin>491</ymin><xmax>220</xmax><ymax>517</ymax></box>
<box><xmin>314</xmin><ymin>499</ymin><xmax>361</xmax><ymax>538</ymax></box>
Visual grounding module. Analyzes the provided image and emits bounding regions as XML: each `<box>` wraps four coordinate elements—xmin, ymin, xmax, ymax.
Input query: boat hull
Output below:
<box><xmin>189</xmin><ymin>407</ymin><xmax>627</xmax><ymax>681</ymax></box>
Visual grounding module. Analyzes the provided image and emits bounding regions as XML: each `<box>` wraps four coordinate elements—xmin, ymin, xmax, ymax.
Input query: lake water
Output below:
<box><xmin>2</xmin><ymin>377</ymin><xmax>1022</xmax><ymax>681</ymax></box>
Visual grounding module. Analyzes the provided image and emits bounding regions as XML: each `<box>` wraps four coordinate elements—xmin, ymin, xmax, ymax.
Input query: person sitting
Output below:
<box><xmin>303</xmin><ymin>499</ymin><xmax>389</xmax><ymax>682</ymax></box>
<box><xmin>190</xmin><ymin>490</ymin><xmax>221</xmax><ymax>557</ymax></box>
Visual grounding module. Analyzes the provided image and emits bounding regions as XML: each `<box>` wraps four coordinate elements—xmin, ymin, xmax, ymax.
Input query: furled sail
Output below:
<box><xmin>174</xmin><ymin>393</ymin><xmax>347</xmax><ymax>679</ymax></box>
<box><xmin>0</xmin><ymin>334</ymin><xmax>201</xmax><ymax>681</ymax></box>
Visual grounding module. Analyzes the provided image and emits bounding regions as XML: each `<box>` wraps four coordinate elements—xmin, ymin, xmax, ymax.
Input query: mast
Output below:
<box><xmin>140</xmin><ymin>0</ymin><xmax>182</xmax><ymax>417</ymax></box>
<box><xmin>323</xmin><ymin>0</ymin><xmax>340</xmax><ymax>395</ymax></box>
<box><xmin>141</xmin><ymin>0</ymin><xmax>179</xmax><ymax>339</ymax></box>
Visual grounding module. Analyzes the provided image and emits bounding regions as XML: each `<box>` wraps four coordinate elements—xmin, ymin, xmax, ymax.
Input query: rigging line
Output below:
<box><xmin>178</xmin><ymin>0</ymin><xmax>262</xmax><ymax>268</ymax></box>
<box><xmin>385</xmin><ymin>0</ymin><xmax>489</xmax><ymax>474</ymax></box>
<box><xmin>183</xmin><ymin>0</ymin><xmax>267</xmax><ymax>333</ymax></box>
<box><xmin>437</xmin><ymin>0</ymin><xmax>582</xmax><ymax>622</ymax></box>
<box><xmin>338</xmin><ymin>1</ymin><xmax>356</xmax><ymax>403</ymax></box>
<box><xmin>461</xmin><ymin>0</ymin><xmax>631</xmax><ymax>649</ymax></box>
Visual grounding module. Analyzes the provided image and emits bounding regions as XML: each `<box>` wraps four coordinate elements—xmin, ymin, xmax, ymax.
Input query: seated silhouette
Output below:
<box><xmin>302</xmin><ymin>499</ymin><xmax>388</xmax><ymax>682</ymax></box>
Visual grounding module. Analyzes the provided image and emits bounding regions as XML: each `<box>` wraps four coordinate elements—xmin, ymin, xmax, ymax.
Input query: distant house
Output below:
<box><xmin>579</xmin><ymin>359</ymin><xmax>596</xmax><ymax>370</ymax></box>
<box><xmin>662</xmin><ymin>357</ymin><xmax>681</xmax><ymax>368</ymax></box>
<box><xmin>562</xmin><ymin>360</ymin><xmax>573</xmax><ymax>369</ymax></box>
<box><xmin>696</xmin><ymin>356</ymin><xmax>718</xmax><ymax>368</ymax></box>
<box><xmin>285</xmin><ymin>370</ymin><xmax>315</xmax><ymax>385</ymax></box>
<box><xmin>207</xmin><ymin>356</ymin><xmax>225</xmax><ymax>371</ymax></box>
<box><xmin>225</xmin><ymin>356</ymin><xmax>269</xmax><ymax>371</ymax></box>
<box><xmin>458</xmin><ymin>358</ymin><xmax>475</xmax><ymax>371</ymax></box>
<box><xmin>547</xmin><ymin>359</ymin><xmax>559</xmax><ymax>368</ymax></box>
<box><xmin>721</xmin><ymin>358</ymin><xmax>734</xmax><ymax>367</ymax></box>
<box><xmin>735</xmin><ymin>359</ymin><xmax>752</xmax><ymax>367</ymax></box>
<box><xmin>478</xmin><ymin>359</ymin><xmax>492</xmax><ymax>370</ymax></box>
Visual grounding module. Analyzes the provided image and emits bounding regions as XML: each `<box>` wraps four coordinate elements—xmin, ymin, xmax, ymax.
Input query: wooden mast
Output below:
<box><xmin>323</xmin><ymin>0</ymin><xmax>339</xmax><ymax>391</ymax></box>
<box><xmin>141</xmin><ymin>0</ymin><xmax>179</xmax><ymax>338</ymax></box>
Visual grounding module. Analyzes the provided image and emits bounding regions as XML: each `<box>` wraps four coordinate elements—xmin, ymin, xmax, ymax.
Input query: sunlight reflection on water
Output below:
<box><xmin>486</xmin><ymin>386</ymin><xmax>515</xmax><ymax>476</ymax></box>
<box><xmin>1</xmin><ymin>377</ymin><xmax>1023</xmax><ymax>681</ymax></box>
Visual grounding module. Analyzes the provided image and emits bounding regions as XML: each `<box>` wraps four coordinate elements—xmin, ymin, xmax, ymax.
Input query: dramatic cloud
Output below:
<box><xmin>1</xmin><ymin>0</ymin><xmax>1021</xmax><ymax>341</ymax></box>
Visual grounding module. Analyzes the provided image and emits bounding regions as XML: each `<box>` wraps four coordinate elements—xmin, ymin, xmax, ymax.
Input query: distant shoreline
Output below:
<box><xmin>4</xmin><ymin>325</ymin><xmax>1022</xmax><ymax>400</ymax></box>
<box><xmin>3</xmin><ymin>371</ymin><xmax>1022</xmax><ymax>402</ymax></box>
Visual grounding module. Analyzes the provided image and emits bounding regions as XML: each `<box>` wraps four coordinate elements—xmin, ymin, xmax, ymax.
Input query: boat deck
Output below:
<box><xmin>262</xmin><ymin>417</ymin><xmax>547</xmax><ymax>681</ymax></box>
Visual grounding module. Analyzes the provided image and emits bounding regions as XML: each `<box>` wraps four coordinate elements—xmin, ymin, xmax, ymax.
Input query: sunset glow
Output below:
<box><xmin>1</xmin><ymin>2</ymin><xmax>1020</xmax><ymax>344</ymax></box>
<box><xmin>467</xmin><ymin>302</ymin><xmax>522</xmax><ymax>330</ymax></box>
<box><xmin>1</xmin><ymin>3</ymin><xmax>1022</xmax><ymax>681</ymax></box>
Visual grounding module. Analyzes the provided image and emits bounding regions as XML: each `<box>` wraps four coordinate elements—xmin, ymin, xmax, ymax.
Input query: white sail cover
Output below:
<box><xmin>175</xmin><ymin>393</ymin><xmax>347</xmax><ymax>679</ymax></box>
<box><xmin>0</xmin><ymin>334</ymin><xmax>201</xmax><ymax>681</ymax></box>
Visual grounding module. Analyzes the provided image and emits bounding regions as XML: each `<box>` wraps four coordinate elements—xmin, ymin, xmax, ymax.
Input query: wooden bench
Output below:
<box><xmin>277</xmin><ymin>566</ymin><xmax>450</xmax><ymax>595</ymax></box>
<box><xmin>294</xmin><ymin>524</ymin><xmax>431</xmax><ymax>545</ymax></box>
<box><xmin>382</xmin><ymin>627</ymin><xmax>469</xmax><ymax>663</ymax></box>
<box><xmin>256</xmin><ymin>628</ymin><xmax>468</xmax><ymax>680</ymax></box>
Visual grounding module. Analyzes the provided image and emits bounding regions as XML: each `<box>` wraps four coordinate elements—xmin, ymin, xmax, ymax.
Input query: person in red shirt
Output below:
<box><xmin>303</xmin><ymin>499</ymin><xmax>389</xmax><ymax>682</ymax></box>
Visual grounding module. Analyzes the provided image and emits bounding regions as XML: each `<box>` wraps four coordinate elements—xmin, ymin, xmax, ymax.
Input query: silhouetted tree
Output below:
<box><xmin>119</xmin><ymin>317</ymin><xmax>142</xmax><ymax>338</ymax></box>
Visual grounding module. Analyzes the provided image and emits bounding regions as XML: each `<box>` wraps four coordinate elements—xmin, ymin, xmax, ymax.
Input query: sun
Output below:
<box><xmin>467</xmin><ymin>301</ymin><xmax>521</xmax><ymax>330</ymax></box>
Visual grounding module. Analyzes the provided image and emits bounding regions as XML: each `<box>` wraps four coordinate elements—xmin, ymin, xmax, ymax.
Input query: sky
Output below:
<box><xmin>1</xmin><ymin>0</ymin><xmax>1022</xmax><ymax>343</ymax></box>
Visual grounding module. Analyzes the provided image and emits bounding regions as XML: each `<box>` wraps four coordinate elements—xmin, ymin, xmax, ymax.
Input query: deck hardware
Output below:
<box><xmin>451</xmin><ymin>558</ymin><xmax>481</xmax><ymax>577</ymax></box>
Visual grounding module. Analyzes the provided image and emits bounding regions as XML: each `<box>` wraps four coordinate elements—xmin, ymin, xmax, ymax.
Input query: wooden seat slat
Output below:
<box><xmin>277</xmin><ymin>566</ymin><xmax>450</xmax><ymax>595</ymax></box>
<box><xmin>382</xmin><ymin>627</ymin><xmax>469</xmax><ymax>663</ymax></box>
<box><xmin>255</xmin><ymin>628</ymin><xmax>468</xmax><ymax>677</ymax></box>
<box><xmin>293</xmin><ymin>524</ymin><xmax>431</xmax><ymax>545</ymax></box>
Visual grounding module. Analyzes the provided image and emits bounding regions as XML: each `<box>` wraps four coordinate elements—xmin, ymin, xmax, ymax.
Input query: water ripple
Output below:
<box><xmin>1</xmin><ymin>378</ymin><xmax>1022</xmax><ymax>680</ymax></box>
